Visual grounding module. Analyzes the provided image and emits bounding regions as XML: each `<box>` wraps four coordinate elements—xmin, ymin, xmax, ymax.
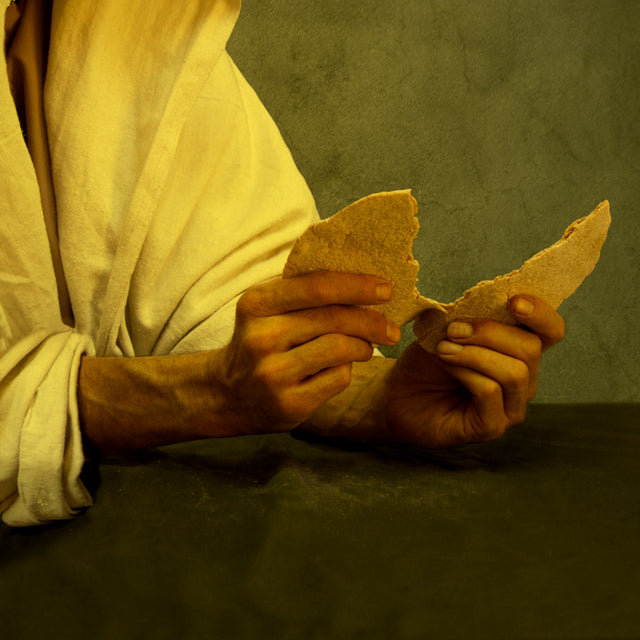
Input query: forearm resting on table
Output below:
<box><xmin>78</xmin><ymin>352</ymin><xmax>396</xmax><ymax>456</ymax></box>
<box><xmin>77</xmin><ymin>351</ymin><xmax>241</xmax><ymax>456</ymax></box>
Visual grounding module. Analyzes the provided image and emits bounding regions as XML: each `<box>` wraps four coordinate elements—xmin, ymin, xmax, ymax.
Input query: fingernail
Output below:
<box><xmin>515</xmin><ymin>297</ymin><xmax>534</xmax><ymax>316</ymax></box>
<box><xmin>448</xmin><ymin>321</ymin><xmax>473</xmax><ymax>339</ymax></box>
<box><xmin>438</xmin><ymin>340</ymin><xmax>463</xmax><ymax>355</ymax></box>
<box><xmin>376</xmin><ymin>283</ymin><xmax>393</xmax><ymax>302</ymax></box>
<box><xmin>386</xmin><ymin>323</ymin><xmax>401</xmax><ymax>343</ymax></box>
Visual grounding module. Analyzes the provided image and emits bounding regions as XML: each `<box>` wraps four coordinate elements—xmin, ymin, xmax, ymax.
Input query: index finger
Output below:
<box><xmin>509</xmin><ymin>295</ymin><xmax>566</xmax><ymax>351</ymax></box>
<box><xmin>239</xmin><ymin>271</ymin><xmax>393</xmax><ymax>317</ymax></box>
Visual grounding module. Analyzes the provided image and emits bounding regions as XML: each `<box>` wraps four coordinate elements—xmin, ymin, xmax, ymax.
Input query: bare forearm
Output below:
<box><xmin>77</xmin><ymin>350</ymin><xmax>242</xmax><ymax>456</ymax></box>
<box><xmin>77</xmin><ymin>350</ymin><xmax>398</xmax><ymax>457</ymax></box>
<box><xmin>76</xmin><ymin>273</ymin><xmax>406</xmax><ymax>456</ymax></box>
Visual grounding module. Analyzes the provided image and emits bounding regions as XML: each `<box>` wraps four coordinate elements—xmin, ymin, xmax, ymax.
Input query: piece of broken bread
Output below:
<box><xmin>283</xmin><ymin>190</ymin><xmax>611</xmax><ymax>353</ymax></box>
<box><xmin>414</xmin><ymin>200</ymin><xmax>611</xmax><ymax>351</ymax></box>
<box><xmin>283</xmin><ymin>190</ymin><xmax>439</xmax><ymax>327</ymax></box>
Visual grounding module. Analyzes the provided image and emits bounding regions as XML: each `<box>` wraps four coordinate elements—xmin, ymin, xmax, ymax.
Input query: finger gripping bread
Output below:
<box><xmin>283</xmin><ymin>191</ymin><xmax>611</xmax><ymax>353</ymax></box>
<box><xmin>414</xmin><ymin>200</ymin><xmax>611</xmax><ymax>351</ymax></box>
<box><xmin>283</xmin><ymin>190</ymin><xmax>442</xmax><ymax>327</ymax></box>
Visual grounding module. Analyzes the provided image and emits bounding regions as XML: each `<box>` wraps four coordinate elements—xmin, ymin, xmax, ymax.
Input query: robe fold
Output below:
<box><xmin>0</xmin><ymin>0</ymin><xmax>319</xmax><ymax>526</ymax></box>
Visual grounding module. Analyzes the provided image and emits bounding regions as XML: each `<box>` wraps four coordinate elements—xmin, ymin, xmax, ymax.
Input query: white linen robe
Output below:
<box><xmin>0</xmin><ymin>0</ymin><xmax>319</xmax><ymax>526</ymax></box>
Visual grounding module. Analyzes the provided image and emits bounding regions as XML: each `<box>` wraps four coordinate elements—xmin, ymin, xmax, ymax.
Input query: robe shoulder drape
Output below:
<box><xmin>0</xmin><ymin>0</ymin><xmax>319</xmax><ymax>526</ymax></box>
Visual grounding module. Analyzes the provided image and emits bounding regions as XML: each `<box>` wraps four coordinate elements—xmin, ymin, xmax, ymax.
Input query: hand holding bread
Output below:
<box><xmin>284</xmin><ymin>191</ymin><xmax>609</xmax><ymax>446</ymax></box>
<box><xmin>284</xmin><ymin>190</ymin><xmax>610</xmax><ymax>348</ymax></box>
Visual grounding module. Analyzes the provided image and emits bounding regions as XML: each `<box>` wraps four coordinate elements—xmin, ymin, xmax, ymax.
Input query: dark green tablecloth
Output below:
<box><xmin>1</xmin><ymin>404</ymin><xmax>639</xmax><ymax>639</ymax></box>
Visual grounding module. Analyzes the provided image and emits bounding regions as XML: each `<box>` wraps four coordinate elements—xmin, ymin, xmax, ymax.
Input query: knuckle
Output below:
<box><xmin>254</xmin><ymin>357</ymin><xmax>286</xmax><ymax>388</ymax></box>
<box><xmin>522</xmin><ymin>334</ymin><xmax>543</xmax><ymax>361</ymax></box>
<box><xmin>242</xmin><ymin>330</ymin><xmax>264</xmax><ymax>356</ymax></box>
<box><xmin>480</xmin><ymin>378</ymin><xmax>502</xmax><ymax>399</ymax></box>
<box><xmin>537</xmin><ymin>311</ymin><xmax>565</xmax><ymax>348</ymax></box>
<box><xmin>327</xmin><ymin>306</ymin><xmax>387</xmax><ymax>345</ymax></box>
<box><xmin>253</xmin><ymin>364</ymin><xmax>273</xmax><ymax>388</ymax></box>
<box><xmin>242</xmin><ymin>325</ymin><xmax>275</xmax><ymax>356</ymax></box>
<box><xmin>324</xmin><ymin>304</ymin><xmax>347</xmax><ymax>328</ymax></box>
<box><xmin>329</xmin><ymin>334</ymin><xmax>356</xmax><ymax>361</ymax></box>
<box><xmin>332</xmin><ymin>363</ymin><xmax>353</xmax><ymax>391</ymax></box>
<box><xmin>307</xmin><ymin>273</ymin><xmax>336</xmax><ymax>305</ymax></box>
<box><xmin>237</xmin><ymin>285</ymin><xmax>270</xmax><ymax>317</ymax></box>
<box><xmin>506</xmin><ymin>361</ymin><xmax>530</xmax><ymax>390</ymax></box>
<box><xmin>355</xmin><ymin>339</ymin><xmax>374</xmax><ymax>362</ymax></box>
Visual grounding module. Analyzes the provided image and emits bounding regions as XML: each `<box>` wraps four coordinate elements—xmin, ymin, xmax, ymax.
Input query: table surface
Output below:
<box><xmin>1</xmin><ymin>403</ymin><xmax>639</xmax><ymax>640</ymax></box>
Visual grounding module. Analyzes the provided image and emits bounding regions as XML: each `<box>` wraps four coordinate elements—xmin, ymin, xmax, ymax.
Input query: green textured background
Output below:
<box><xmin>228</xmin><ymin>0</ymin><xmax>640</xmax><ymax>403</ymax></box>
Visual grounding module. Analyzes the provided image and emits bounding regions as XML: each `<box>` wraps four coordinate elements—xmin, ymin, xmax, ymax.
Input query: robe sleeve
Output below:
<box><xmin>0</xmin><ymin>330</ymin><xmax>95</xmax><ymax>526</ymax></box>
<box><xmin>0</xmin><ymin>207</ymin><xmax>95</xmax><ymax>526</ymax></box>
<box><xmin>1</xmin><ymin>0</ymin><xmax>312</xmax><ymax>526</ymax></box>
<box><xmin>0</xmin><ymin>38</ymin><xmax>94</xmax><ymax>525</ymax></box>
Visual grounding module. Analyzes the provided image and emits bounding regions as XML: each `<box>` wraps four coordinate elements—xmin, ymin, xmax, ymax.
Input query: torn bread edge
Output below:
<box><xmin>413</xmin><ymin>200</ymin><xmax>611</xmax><ymax>352</ymax></box>
<box><xmin>284</xmin><ymin>189</ymin><xmax>436</xmax><ymax>327</ymax></box>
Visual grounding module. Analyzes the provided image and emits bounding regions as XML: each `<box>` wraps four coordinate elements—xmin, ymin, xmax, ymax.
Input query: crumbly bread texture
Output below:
<box><xmin>283</xmin><ymin>192</ymin><xmax>611</xmax><ymax>353</ymax></box>
<box><xmin>283</xmin><ymin>190</ymin><xmax>440</xmax><ymax>327</ymax></box>
<box><xmin>414</xmin><ymin>200</ymin><xmax>611</xmax><ymax>352</ymax></box>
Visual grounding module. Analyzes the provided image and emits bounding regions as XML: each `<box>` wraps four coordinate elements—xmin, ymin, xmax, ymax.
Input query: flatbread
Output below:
<box><xmin>414</xmin><ymin>200</ymin><xmax>611</xmax><ymax>351</ymax></box>
<box><xmin>283</xmin><ymin>192</ymin><xmax>610</xmax><ymax>353</ymax></box>
<box><xmin>283</xmin><ymin>190</ymin><xmax>440</xmax><ymax>327</ymax></box>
